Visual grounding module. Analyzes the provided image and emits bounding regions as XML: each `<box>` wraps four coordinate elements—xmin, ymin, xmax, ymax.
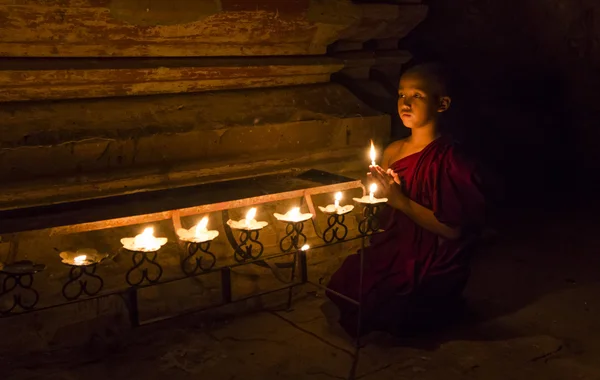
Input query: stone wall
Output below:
<box><xmin>0</xmin><ymin>0</ymin><xmax>427</xmax><ymax>210</ymax></box>
<box><xmin>0</xmin><ymin>0</ymin><xmax>427</xmax><ymax>355</ymax></box>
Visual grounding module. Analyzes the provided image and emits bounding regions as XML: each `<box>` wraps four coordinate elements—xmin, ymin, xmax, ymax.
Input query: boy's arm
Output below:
<box><xmin>371</xmin><ymin>165</ymin><xmax>462</xmax><ymax>240</ymax></box>
<box><xmin>388</xmin><ymin>195</ymin><xmax>462</xmax><ymax>240</ymax></box>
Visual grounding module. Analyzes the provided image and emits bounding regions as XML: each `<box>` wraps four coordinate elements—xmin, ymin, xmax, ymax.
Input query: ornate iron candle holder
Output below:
<box><xmin>0</xmin><ymin>260</ymin><xmax>45</xmax><ymax>314</ymax></box>
<box><xmin>177</xmin><ymin>216</ymin><xmax>219</xmax><ymax>275</ymax></box>
<box><xmin>59</xmin><ymin>248</ymin><xmax>108</xmax><ymax>300</ymax></box>
<box><xmin>121</xmin><ymin>227</ymin><xmax>168</xmax><ymax>286</ymax></box>
<box><xmin>353</xmin><ymin>188</ymin><xmax>388</xmax><ymax>236</ymax></box>
<box><xmin>318</xmin><ymin>202</ymin><xmax>354</xmax><ymax>244</ymax></box>
<box><xmin>274</xmin><ymin>207</ymin><xmax>313</xmax><ymax>252</ymax></box>
<box><xmin>227</xmin><ymin>207</ymin><xmax>268</xmax><ymax>262</ymax></box>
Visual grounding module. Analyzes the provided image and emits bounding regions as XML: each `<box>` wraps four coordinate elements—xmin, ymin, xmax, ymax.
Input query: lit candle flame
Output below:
<box><xmin>195</xmin><ymin>216</ymin><xmax>209</xmax><ymax>237</ymax></box>
<box><xmin>289</xmin><ymin>207</ymin><xmax>300</xmax><ymax>221</ymax></box>
<box><xmin>334</xmin><ymin>192</ymin><xmax>342</xmax><ymax>208</ymax></box>
<box><xmin>134</xmin><ymin>227</ymin><xmax>157</xmax><ymax>249</ymax></box>
<box><xmin>301</xmin><ymin>244</ymin><xmax>310</xmax><ymax>251</ymax></box>
<box><xmin>74</xmin><ymin>255</ymin><xmax>87</xmax><ymax>265</ymax></box>
<box><xmin>369</xmin><ymin>183</ymin><xmax>377</xmax><ymax>201</ymax></box>
<box><xmin>245</xmin><ymin>208</ymin><xmax>257</xmax><ymax>228</ymax></box>
<box><xmin>370</xmin><ymin>140</ymin><xmax>376</xmax><ymax>167</ymax></box>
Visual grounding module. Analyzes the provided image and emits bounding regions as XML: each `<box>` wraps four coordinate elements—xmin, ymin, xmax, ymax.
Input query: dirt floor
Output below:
<box><xmin>2</xmin><ymin>205</ymin><xmax>600</xmax><ymax>380</ymax></box>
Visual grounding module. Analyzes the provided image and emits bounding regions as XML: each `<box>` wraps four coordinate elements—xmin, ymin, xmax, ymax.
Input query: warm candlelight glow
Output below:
<box><xmin>195</xmin><ymin>217</ymin><xmax>209</xmax><ymax>237</ymax></box>
<box><xmin>133</xmin><ymin>227</ymin><xmax>161</xmax><ymax>251</ymax></box>
<box><xmin>301</xmin><ymin>244</ymin><xmax>310</xmax><ymax>251</ymax></box>
<box><xmin>73</xmin><ymin>255</ymin><xmax>87</xmax><ymax>265</ymax></box>
<box><xmin>245</xmin><ymin>208</ymin><xmax>257</xmax><ymax>228</ymax></box>
<box><xmin>289</xmin><ymin>207</ymin><xmax>300</xmax><ymax>221</ymax></box>
<box><xmin>369</xmin><ymin>183</ymin><xmax>377</xmax><ymax>201</ymax></box>
<box><xmin>334</xmin><ymin>192</ymin><xmax>342</xmax><ymax>208</ymax></box>
<box><xmin>370</xmin><ymin>140</ymin><xmax>376</xmax><ymax>166</ymax></box>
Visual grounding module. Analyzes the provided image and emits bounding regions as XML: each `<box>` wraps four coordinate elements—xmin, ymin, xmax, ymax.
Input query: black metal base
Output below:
<box><xmin>234</xmin><ymin>229</ymin><xmax>264</xmax><ymax>262</ymax></box>
<box><xmin>125</xmin><ymin>250</ymin><xmax>163</xmax><ymax>286</ymax></box>
<box><xmin>62</xmin><ymin>264</ymin><xmax>103</xmax><ymax>301</ymax></box>
<box><xmin>322</xmin><ymin>213</ymin><xmax>349</xmax><ymax>244</ymax></box>
<box><xmin>0</xmin><ymin>272</ymin><xmax>40</xmax><ymax>314</ymax></box>
<box><xmin>279</xmin><ymin>221</ymin><xmax>308</xmax><ymax>252</ymax></box>
<box><xmin>181</xmin><ymin>241</ymin><xmax>217</xmax><ymax>276</ymax></box>
<box><xmin>358</xmin><ymin>204</ymin><xmax>382</xmax><ymax>236</ymax></box>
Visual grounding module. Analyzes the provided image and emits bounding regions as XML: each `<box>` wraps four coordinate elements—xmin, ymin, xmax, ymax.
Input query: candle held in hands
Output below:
<box><xmin>370</xmin><ymin>140</ymin><xmax>376</xmax><ymax>167</ymax></box>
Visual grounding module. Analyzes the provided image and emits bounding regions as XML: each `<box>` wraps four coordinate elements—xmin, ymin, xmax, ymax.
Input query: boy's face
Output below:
<box><xmin>397</xmin><ymin>73</ymin><xmax>450</xmax><ymax>129</ymax></box>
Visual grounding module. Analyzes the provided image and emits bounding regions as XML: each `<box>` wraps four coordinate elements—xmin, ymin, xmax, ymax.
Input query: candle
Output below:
<box><xmin>334</xmin><ymin>192</ymin><xmax>342</xmax><ymax>209</ymax></box>
<box><xmin>195</xmin><ymin>217</ymin><xmax>209</xmax><ymax>237</ymax></box>
<box><xmin>369</xmin><ymin>183</ymin><xmax>377</xmax><ymax>202</ymax></box>
<box><xmin>73</xmin><ymin>255</ymin><xmax>87</xmax><ymax>265</ymax></box>
<box><xmin>301</xmin><ymin>244</ymin><xmax>310</xmax><ymax>251</ymax></box>
<box><xmin>289</xmin><ymin>207</ymin><xmax>300</xmax><ymax>221</ymax></box>
<box><xmin>132</xmin><ymin>227</ymin><xmax>164</xmax><ymax>251</ymax></box>
<box><xmin>245</xmin><ymin>208</ymin><xmax>257</xmax><ymax>229</ymax></box>
<box><xmin>370</xmin><ymin>140</ymin><xmax>376</xmax><ymax>167</ymax></box>
<box><xmin>121</xmin><ymin>227</ymin><xmax>168</xmax><ymax>252</ymax></box>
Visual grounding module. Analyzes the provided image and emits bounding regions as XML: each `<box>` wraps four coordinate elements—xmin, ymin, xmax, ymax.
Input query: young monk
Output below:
<box><xmin>326</xmin><ymin>63</ymin><xmax>486</xmax><ymax>337</ymax></box>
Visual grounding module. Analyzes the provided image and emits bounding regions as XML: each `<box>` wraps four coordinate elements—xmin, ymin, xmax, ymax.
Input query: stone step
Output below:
<box><xmin>0</xmin><ymin>83</ymin><xmax>389</xmax><ymax>209</ymax></box>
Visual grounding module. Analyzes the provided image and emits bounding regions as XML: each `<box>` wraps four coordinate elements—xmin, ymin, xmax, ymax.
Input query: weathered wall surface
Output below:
<box><xmin>0</xmin><ymin>0</ymin><xmax>427</xmax><ymax>355</ymax></box>
<box><xmin>401</xmin><ymin>0</ymin><xmax>600</xmax><ymax>201</ymax></box>
<box><xmin>0</xmin><ymin>0</ymin><xmax>426</xmax><ymax>210</ymax></box>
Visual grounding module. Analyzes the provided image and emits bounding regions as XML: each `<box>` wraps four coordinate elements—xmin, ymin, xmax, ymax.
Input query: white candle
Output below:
<box><xmin>370</xmin><ymin>140</ymin><xmax>376</xmax><ymax>167</ymax></box>
<box><xmin>369</xmin><ymin>183</ymin><xmax>377</xmax><ymax>202</ymax></box>
<box><xmin>334</xmin><ymin>192</ymin><xmax>342</xmax><ymax>209</ymax></box>
<box><xmin>289</xmin><ymin>207</ymin><xmax>300</xmax><ymax>221</ymax></box>
<box><xmin>134</xmin><ymin>227</ymin><xmax>158</xmax><ymax>250</ymax></box>
<box><xmin>245</xmin><ymin>208</ymin><xmax>257</xmax><ymax>229</ymax></box>
<box><xmin>194</xmin><ymin>217</ymin><xmax>209</xmax><ymax>237</ymax></box>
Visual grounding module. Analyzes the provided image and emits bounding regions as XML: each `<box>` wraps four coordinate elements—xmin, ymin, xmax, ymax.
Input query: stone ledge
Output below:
<box><xmin>0</xmin><ymin>57</ymin><xmax>345</xmax><ymax>102</ymax></box>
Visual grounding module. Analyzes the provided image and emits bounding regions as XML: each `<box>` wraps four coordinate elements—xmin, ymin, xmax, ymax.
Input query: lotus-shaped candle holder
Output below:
<box><xmin>60</xmin><ymin>248</ymin><xmax>108</xmax><ymax>266</ymax></box>
<box><xmin>318</xmin><ymin>204</ymin><xmax>355</xmax><ymax>215</ymax></box>
<box><xmin>352</xmin><ymin>195</ymin><xmax>388</xmax><ymax>204</ymax></box>
<box><xmin>274</xmin><ymin>207</ymin><xmax>313</xmax><ymax>223</ymax></box>
<box><xmin>121</xmin><ymin>227</ymin><xmax>168</xmax><ymax>252</ymax></box>
<box><xmin>227</xmin><ymin>219</ymin><xmax>268</xmax><ymax>231</ymax></box>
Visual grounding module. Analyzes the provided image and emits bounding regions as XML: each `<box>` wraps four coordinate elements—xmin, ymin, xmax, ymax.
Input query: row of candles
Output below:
<box><xmin>64</xmin><ymin>140</ymin><xmax>385</xmax><ymax>266</ymax></box>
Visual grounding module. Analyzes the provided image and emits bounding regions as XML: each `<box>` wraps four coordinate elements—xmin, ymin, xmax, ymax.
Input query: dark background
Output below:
<box><xmin>398</xmin><ymin>0</ymin><xmax>600</xmax><ymax>208</ymax></box>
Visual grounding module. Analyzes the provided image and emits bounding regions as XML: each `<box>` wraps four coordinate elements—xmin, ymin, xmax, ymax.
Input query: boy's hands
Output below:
<box><xmin>367</xmin><ymin>166</ymin><xmax>407</xmax><ymax>209</ymax></box>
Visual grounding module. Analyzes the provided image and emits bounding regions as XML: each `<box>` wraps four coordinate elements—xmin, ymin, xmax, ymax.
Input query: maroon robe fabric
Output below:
<box><xmin>327</xmin><ymin>137</ymin><xmax>486</xmax><ymax>336</ymax></box>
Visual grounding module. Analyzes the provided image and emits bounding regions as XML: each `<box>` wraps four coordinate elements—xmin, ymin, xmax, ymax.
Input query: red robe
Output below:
<box><xmin>327</xmin><ymin>137</ymin><xmax>486</xmax><ymax>337</ymax></box>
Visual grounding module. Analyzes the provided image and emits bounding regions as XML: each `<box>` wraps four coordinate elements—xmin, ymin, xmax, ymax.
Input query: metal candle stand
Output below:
<box><xmin>0</xmin><ymin>262</ymin><xmax>44</xmax><ymax>314</ymax></box>
<box><xmin>62</xmin><ymin>264</ymin><xmax>103</xmax><ymax>301</ymax></box>
<box><xmin>181</xmin><ymin>241</ymin><xmax>217</xmax><ymax>276</ymax></box>
<box><xmin>358</xmin><ymin>204</ymin><xmax>382</xmax><ymax>236</ymax></box>
<box><xmin>125</xmin><ymin>249</ymin><xmax>163</xmax><ymax>286</ymax></box>
<box><xmin>322</xmin><ymin>213</ymin><xmax>349</xmax><ymax>244</ymax></box>
<box><xmin>279</xmin><ymin>221</ymin><xmax>308</xmax><ymax>252</ymax></box>
<box><xmin>234</xmin><ymin>229</ymin><xmax>264</xmax><ymax>263</ymax></box>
